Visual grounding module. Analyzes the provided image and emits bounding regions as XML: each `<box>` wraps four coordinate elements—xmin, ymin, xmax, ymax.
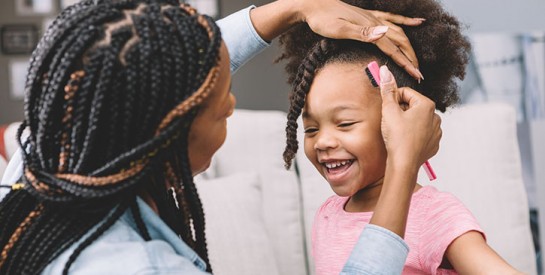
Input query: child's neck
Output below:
<box><xmin>345</xmin><ymin>180</ymin><xmax>422</xmax><ymax>213</ymax></box>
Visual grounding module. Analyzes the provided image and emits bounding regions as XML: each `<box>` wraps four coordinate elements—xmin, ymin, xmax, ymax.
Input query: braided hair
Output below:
<box><xmin>0</xmin><ymin>0</ymin><xmax>221</xmax><ymax>273</ymax></box>
<box><xmin>278</xmin><ymin>0</ymin><xmax>471</xmax><ymax>169</ymax></box>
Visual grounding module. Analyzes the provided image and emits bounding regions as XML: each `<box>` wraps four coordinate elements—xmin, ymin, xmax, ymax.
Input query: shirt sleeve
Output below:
<box><xmin>215</xmin><ymin>6</ymin><xmax>270</xmax><ymax>74</ymax></box>
<box><xmin>341</xmin><ymin>224</ymin><xmax>409</xmax><ymax>275</ymax></box>
<box><xmin>418</xmin><ymin>192</ymin><xmax>485</xmax><ymax>274</ymax></box>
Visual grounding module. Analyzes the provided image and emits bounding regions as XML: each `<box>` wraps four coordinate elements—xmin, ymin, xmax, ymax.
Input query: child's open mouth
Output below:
<box><xmin>323</xmin><ymin>159</ymin><xmax>354</xmax><ymax>175</ymax></box>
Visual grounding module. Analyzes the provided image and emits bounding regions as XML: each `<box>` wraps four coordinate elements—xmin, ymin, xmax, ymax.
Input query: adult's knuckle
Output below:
<box><xmin>360</xmin><ymin>26</ymin><xmax>373</xmax><ymax>37</ymax></box>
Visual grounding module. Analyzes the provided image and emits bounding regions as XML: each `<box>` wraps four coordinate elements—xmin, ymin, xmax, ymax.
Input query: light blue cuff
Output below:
<box><xmin>216</xmin><ymin>5</ymin><xmax>270</xmax><ymax>74</ymax></box>
<box><xmin>341</xmin><ymin>224</ymin><xmax>409</xmax><ymax>275</ymax></box>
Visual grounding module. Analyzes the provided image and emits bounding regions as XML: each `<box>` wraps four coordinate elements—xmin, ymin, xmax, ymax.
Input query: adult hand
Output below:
<box><xmin>368</xmin><ymin>65</ymin><xmax>439</xmax><ymax>237</ymax></box>
<box><xmin>294</xmin><ymin>0</ymin><xmax>425</xmax><ymax>81</ymax></box>
<box><xmin>379</xmin><ymin>65</ymin><xmax>441</xmax><ymax>170</ymax></box>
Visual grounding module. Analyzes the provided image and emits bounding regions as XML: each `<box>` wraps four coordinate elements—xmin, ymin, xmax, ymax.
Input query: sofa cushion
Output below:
<box><xmin>196</xmin><ymin>172</ymin><xmax>280</xmax><ymax>275</ymax></box>
<box><xmin>206</xmin><ymin>109</ymin><xmax>307</xmax><ymax>275</ymax></box>
<box><xmin>417</xmin><ymin>103</ymin><xmax>536</xmax><ymax>274</ymax></box>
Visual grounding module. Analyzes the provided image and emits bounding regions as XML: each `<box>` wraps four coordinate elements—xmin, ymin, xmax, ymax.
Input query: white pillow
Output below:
<box><xmin>211</xmin><ymin>109</ymin><xmax>307</xmax><ymax>275</ymax></box>
<box><xmin>195</xmin><ymin>172</ymin><xmax>280</xmax><ymax>275</ymax></box>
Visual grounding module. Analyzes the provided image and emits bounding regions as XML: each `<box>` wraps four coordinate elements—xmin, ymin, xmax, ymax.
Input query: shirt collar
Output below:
<box><xmin>120</xmin><ymin>196</ymin><xmax>207</xmax><ymax>271</ymax></box>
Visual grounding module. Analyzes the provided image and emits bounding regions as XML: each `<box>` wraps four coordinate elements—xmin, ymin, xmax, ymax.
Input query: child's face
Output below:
<box><xmin>303</xmin><ymin>62</ymin><xmax>387</xmax><ymax>197</ymax></box>
<box><xmin>188</xmin><ymin>42</ymin><xmax>236</xmax><ymax>176</ymax></box>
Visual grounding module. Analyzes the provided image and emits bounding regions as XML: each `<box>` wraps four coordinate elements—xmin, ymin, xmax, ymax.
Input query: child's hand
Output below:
<box><xmin>379</xmin><ymin>65</ymin><xmax>441</xmax><ymax>171</ymax></box>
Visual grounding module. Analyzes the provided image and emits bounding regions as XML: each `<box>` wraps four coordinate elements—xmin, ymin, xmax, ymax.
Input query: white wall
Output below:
<box><xmin>440</xmin><ymin>0</ymin><xmax>545</xmax><ymax>34</ymax></box>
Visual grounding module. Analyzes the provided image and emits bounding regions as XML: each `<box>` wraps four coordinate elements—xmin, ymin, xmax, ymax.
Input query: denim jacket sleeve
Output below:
<box><xmin>216</xmin><ymin>6</ymin><xmax>270</xmax><ymax>74</ymax></box>
<box><xmin>341</xmin><ymin>224</ymin><xmax>409</xmax><ymax>274</ymax></box>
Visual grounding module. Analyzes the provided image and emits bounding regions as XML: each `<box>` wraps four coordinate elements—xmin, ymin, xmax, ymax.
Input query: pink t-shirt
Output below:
<box><xmin>311</xmin><ymin>185</ymin><xmax>485</xmax><ymax>275</ymax></box>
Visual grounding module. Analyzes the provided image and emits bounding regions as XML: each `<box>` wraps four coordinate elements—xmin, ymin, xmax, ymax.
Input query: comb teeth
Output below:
<box><xmin>366</xmin><ymin>61</ymin><xmax>381</xmax><ymax>88</ymax></box>
<box><xmin>365</xmin><ymin>68</ymin><xmax>378</xmax><ymax>87</ymax></box>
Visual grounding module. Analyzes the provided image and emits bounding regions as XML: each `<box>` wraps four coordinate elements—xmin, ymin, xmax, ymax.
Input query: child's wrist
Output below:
<box><xmin>386</xmin><ymin>156</ymin><xmax>420</xmax><ymax>175</ymax></box>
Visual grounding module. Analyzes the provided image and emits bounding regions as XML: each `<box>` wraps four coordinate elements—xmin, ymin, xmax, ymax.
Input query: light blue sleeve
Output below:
<box><xmin>341</xmin><ymin>224</ymin><xmax>409</xmax><ymax>275</ymax></box>
<box><xmin>215</xmin><ymin>6</ymin><xmax>270</xmax><ymax>74</ymax></box>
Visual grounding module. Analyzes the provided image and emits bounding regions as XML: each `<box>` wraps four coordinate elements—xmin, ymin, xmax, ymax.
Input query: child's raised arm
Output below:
<box><xmin>445</xmin><ymin>231</ymin><xmax>523</xmax><ymax>274</ymax></box>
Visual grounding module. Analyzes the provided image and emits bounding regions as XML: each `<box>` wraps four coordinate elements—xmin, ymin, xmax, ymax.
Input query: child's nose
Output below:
<box><xmin>314</xmin><ymin>132</ymin><xmax>339</xmax><ymax>151</ymax></box>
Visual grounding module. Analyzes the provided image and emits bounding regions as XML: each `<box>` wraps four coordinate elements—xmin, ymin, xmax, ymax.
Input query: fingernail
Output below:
<box><xmin>379</xmin><ymin>65</ymin><xmax>393</xmax><ymax>84</ymax></box>
<box><xmin>415</xmin><ymin>18</ymin><xmax>426</xmax><ymax>22</ymax></box>
<box><xmin>412</xmin><ymin>66</ymin><xmax>424</xmax><ymax>82</ymax></box>
<box><xmin>416</xmin><ymin>68</ymin><xmax>425</xmax><ymax>80</ymax></box>
<box><xmin>372</xmin><ymin>26</ymin><xmax>389</xmax><ymax>36</ymax></box>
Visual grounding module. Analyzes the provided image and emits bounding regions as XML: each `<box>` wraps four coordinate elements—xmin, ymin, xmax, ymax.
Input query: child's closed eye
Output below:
<box><xmin>338</xmin><ymin>122</ymin><xmax>357</xmax><ymax>128</ymax></box>
<box><xmin>304</xmin><ymin>127</ymin><xmax>318</xmax><ymax>134</ymax></box>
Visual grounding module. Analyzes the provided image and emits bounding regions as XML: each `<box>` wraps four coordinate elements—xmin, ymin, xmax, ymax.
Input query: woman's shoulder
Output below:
<box><xmin>42</xmin><ymin>217</ymin><xmax>207</xmax><ymax>274</ymax></box>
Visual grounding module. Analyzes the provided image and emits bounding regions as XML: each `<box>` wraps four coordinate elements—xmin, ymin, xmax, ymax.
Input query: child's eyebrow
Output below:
<box><xmin>302</xmin><ymin>104</ymin><xmax>360</xmax><ymax>119</ymax></box>
<box><xmin>331</xmin><ymin>104</ymin><xmax>360</xmax><ymax>113</ymax></box>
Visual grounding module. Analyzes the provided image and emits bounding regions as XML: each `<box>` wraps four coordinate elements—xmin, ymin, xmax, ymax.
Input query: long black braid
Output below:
<box><xmin>0</xmin><ymin>0</ymin><xmax>221</xmax><ymax>273</ymax></box>
<box><xmin>282</xmin><ymin>40</ymin><xmax>333</xmax><ymax>169</ymax></box>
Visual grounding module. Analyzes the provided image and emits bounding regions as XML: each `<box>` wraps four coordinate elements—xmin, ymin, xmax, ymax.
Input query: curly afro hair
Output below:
<box><xmin>278</xmin><ymin>0</ymin><xmax>471</xmax><ymax>168</ymax></box>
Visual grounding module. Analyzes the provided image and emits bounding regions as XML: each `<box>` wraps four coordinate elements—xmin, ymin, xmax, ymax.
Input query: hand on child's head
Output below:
<box><xmin>378</xmin><ymin>65</ymin><xmax>441</xmax><ymax>169</ymax></box>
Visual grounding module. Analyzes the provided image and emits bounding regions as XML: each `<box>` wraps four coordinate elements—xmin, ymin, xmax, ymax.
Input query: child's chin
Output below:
<box><xmin>329</xmin><ymin>185</ymin><xmax>355</xmax><ymax>198</ymax></box>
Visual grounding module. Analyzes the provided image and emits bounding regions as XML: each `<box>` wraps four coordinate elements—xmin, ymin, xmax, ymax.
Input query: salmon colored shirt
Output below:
<box><xmin>312</xmin><ymin>185</ymin><xmax>485</xmax><ymax>275</ymax></box>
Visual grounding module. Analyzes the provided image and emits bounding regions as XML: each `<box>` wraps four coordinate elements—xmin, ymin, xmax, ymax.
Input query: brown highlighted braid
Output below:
<box><xmin>278</xmin><ymin>0</ymin><xmax>471</xmax><ymax>169</ymax></box>
<box><xmin>0</xmin><ymin>0</ymin><xmax>221</xmax><ymax>274</ymax></box>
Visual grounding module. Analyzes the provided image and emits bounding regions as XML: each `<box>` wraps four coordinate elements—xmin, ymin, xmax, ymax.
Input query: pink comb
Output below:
<box><xmin>423</xmin><ymin>161</ymin><xmax>436</xmax><ymax>181</ymax></box>
<box><xmin>367</xmin><ymin>61</ymin><xmax>381</xmax><ymax>87</ymax></box>
<box><xmin>365</xmin><ymin>61</ymin><xmax>437</xmax><ymax>181</ymax></box>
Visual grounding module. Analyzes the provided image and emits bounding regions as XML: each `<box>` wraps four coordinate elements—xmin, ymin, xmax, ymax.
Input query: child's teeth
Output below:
<box><xmin>325</xmin><ymin>160</ymin><xmax>350</xmax><ymax>169</ymax></box>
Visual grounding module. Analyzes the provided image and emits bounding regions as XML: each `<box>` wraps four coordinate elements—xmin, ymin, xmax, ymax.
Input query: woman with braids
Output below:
<box><xmin>278</xmin><ymin>0</ymin><xmax>523</xmax><ymax>274</ymax></box>
<box><xmin>0</xmin><ymin>0</ymin><xmax>440</xmax><ymax>274</ymax></box>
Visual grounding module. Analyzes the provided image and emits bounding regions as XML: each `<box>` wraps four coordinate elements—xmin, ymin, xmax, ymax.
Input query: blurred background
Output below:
<box><xmin>0</xmin><ymin>0</ymin><xmax>544</xmax><ymax>273</ymax></box>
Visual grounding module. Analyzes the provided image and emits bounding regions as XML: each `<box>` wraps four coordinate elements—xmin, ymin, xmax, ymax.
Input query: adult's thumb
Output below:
<box><xmin>379</xmin><ymin>65</ymin><xmax>398</xmax><ymax>104</ymax></box>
